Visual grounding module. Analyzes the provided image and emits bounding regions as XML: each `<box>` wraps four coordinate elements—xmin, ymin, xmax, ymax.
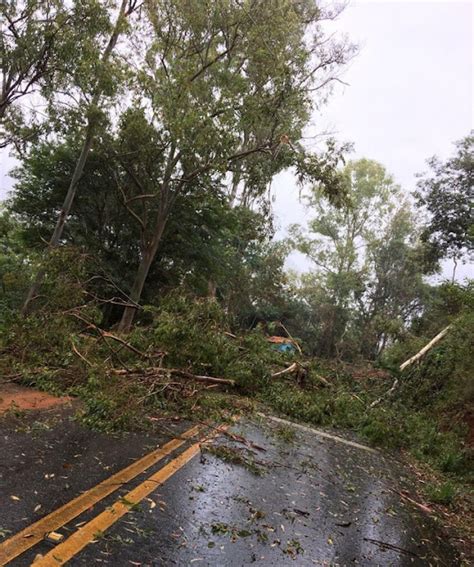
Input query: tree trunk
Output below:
<box><xmin>117</xmin><ymin>251</ymin><xmax>154</xmax><ymax>333</ymax></box>
<box><xmin>117</xmin><ymin>145</ymin><xmax>181</xmax><ymax>333</ymax></box>
<box><xmin>452</xmin><ymin>257</ymin><xmax>458</xmax><ymax>283</ymax></box>
<box><xmin>21</xmin><ymin>127</ymin><xmax>95</xmax><ymax>314</ymax></box>
<box><xmin>21</xmin><ymin>0</ymin><xmax>130</xmax><ymax>316</ymax></box>
<box><xmin>399</xmin><ymin>325</ymin><xmax>452</xmax><ymax>371</ymax></box>
<box><xmin>117</xmin><ymin>218</ymin><xmax>168</xmax><ymax>333</ymax></box>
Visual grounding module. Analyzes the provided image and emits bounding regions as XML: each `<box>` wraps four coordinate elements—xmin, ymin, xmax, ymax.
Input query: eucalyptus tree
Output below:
<box><xmin>113</xmin><ymin>0</ymin><xmax>353</xmax><ymax>331</ymax></box>
<box><xmin>357</xmin><ymin>206</ymin><xmax>430</xmax><ymax>358</ymax></box>
<box><xmin>291</xmin><ymin>159</ymin><xmax>428</xmax><ymax>358</ymax></box>
<box><xmin>9</xmin><ymin>128</ymin><xmax>268</xmax><ymax>314</ymax></box>
<box><xmin>291</xmin><ymin>159</ymin><xmax>401</xmax><ymax>307</ymax></box>
<box><xmin>1</xmin><ymin>0</ymin><xmax>67</xmax><ymax>140</ymax></box>
<box><xmin>0</xmin><ymin>1</ymin><xmax>124</xmax><ymax>145</ymax></box>
<box><xmin>20</xmin><ymin>0</ymin><xmax>141</xmax><ymax>314</ymax></box>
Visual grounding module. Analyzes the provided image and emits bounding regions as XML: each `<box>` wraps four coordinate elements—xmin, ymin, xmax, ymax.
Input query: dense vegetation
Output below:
<box><xmin>0</xmin><ymin>0</ymin><xmax>472</xmax><ymax>539</ymax></box>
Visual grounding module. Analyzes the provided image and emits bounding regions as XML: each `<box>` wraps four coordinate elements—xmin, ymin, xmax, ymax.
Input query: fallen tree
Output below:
<box><xmin>370</xmin><ymin>324</ymin><xmax>453</xmax><ymax>408</ymax></box>
<box><xmin>399</xmin><ymin>325</ymin><xmax>452</xmax><ymax>371</ymax></box>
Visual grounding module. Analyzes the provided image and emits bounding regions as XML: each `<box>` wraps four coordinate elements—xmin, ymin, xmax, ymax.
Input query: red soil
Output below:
<box><xmin>0</xmin><ymin>383</ymin><xmax>72</xmax><ymax>413</ymax></box>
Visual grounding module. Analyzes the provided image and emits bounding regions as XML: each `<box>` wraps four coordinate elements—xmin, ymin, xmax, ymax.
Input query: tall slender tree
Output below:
<box><xmin>20</xmin><ymin>0</ymin><xmax>141</xmax><ymax>314</ymax></box>
<box><xmin>291</xmin><ymin>159</ymin><xmax>429</xmax><ymax>358</ymax></box>
<box><xmin>114</xmin><ymin>0</ymin><xmax>353</xmax><ymax>331</ymax></box>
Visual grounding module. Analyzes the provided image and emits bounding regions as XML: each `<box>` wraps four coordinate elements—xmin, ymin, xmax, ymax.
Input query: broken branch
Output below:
<box><xmin>166</xmin><ymin>368</ymin><xmax>235</xmax><ymax>386</ymax></box>
<box><xmin>70</xmin><ymin>340</ymin><xmax>92</xmax><ymax>367</ymax></box>
<box><xmin>371</xmin><ymin>325</ymin><xmax>453</xmax><ymax>408</ymax></box>
<box><xmin>399</xmin><ymin>325</ymin><xmax>452</xmax><ymax>371</ymax></box>
<box><xmin>271</xmin><ymin>362</ymin><xmax>299</xmax><ymax>378</ymax></box>
<box><xmin>110</xmin><ymin>367</ymin><xmax>235</xmax><ymax>386</ymax></box>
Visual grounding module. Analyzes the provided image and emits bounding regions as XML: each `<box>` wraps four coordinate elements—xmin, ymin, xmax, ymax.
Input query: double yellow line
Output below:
<box><xmin>0</xmin><ymin>423</ymin><xmax>219</xmax><ymax>566</ymax></box>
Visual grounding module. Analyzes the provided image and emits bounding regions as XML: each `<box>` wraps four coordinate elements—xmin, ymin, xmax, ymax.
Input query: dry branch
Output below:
<box><xmin>391</xmin><ymin>489</ymin><xmax>433</xmax><ymax>514</ymax></box>
<box><xmin>271</xmin><ymin>362</ymin><xmax>299</xmax><ymax>378</ymax></box>
<box><xmin>110</xmin><ymin>367</ymin><xmax>235</xmax><ymax>386</ymax></box>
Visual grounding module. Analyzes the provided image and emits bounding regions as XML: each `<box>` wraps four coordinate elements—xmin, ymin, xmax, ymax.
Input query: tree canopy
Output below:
<box><xmin>415</xmin><ymin>133</ymin><xmax>474</xmax><ymax>279</ymax></box>
<box><xmin>290</xmin><ymin>159</ymin><xmax>431</xmax><ymax>358</ymax></box>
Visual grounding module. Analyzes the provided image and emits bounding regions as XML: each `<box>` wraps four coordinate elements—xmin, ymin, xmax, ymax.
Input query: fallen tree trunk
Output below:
<box><xmin>371</xmin><ymin>324</ymin><xmax>453</xmax><ymax>408</ymax></box>
<box><xmin>399</xmin><ymin>325</ymin><xmax>452</xmax><ymax>371</ymax></box>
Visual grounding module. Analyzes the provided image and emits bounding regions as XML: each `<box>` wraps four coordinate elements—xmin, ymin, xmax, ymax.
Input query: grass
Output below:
<box><xmin>274</xmin><ymin>425</ymin><xmax>297</xmax><ymax>443</ymax></box>
<box><xmin>259</xmin><ymin>379</ymin><xmax>472</xmax><ymax>484</ymax></box>
<box><xmin>424</xmin><ymin>481</ymin><xmax>457</xmax><ymax>506</ymax></box>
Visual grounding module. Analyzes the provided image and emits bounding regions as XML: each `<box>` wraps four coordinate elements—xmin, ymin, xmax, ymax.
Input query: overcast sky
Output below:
<box><xmin>1</xmin><ymin>0</ymin><xmax>472</xmax><ymax>276</ymax></box>
<box><xmin>273</xmin><ymin>0</ymin><xmax>473</xmax><ymax>277</ymax></box>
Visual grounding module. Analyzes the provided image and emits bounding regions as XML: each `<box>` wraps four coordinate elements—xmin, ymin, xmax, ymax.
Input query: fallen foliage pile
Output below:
<box><xmin>0</xmin><ymin>268</ymin><xmax>306</xmax><ymax>429</ymax></box>
<box><xmin>0</xmin><ymin>262</ymin><xmax>472</xmax><ymax>548</ymax></box>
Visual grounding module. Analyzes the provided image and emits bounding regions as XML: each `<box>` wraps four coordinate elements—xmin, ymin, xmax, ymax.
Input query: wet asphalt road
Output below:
<box><xmin>0</xmin><ymin>408</ymin><xmax>459</xmax><ymax>566</ymax></box>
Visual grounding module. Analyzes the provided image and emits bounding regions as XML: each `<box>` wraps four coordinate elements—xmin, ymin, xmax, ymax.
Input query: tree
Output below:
<box><xmin>9</xmin><ymin>0</ymin><xmax>354</xmax><ymax>324</ymax></box>
<box><xmin>415</xmin><ymin>133</ymin><xmax>474</xmax><ymax>281</ymax></box>
<box><xmin>8</xmin><ymin>133</ymin><xmax>139</xmax><ymax>284</ymax></box>
<box><xmin>0</xmin><ymin>1</ymin><xmax>122</xmax><ymax>147</ymax></box>
<box><xmin>20</xmin><ymin>0</ymin><xmax>141</xmax><ymax>314</ymax></box>
<box><xmin>1</xmin><ymin>0</ymin><xmax>67</xmax><ymax>142</ymax></box>
<box><xmin>111</xmin><ymin>0</ymin><xmax>353</xmax><ymax>331</ymax></box>
<box><xmin>291</xmin><ymin>159</ymin><xmax>429</xmax><ymax>359</ymax></box>
<box><xmin>7</xmin><ymin>0</ymin><xmax>353</xmax><ymax>328</ymax></box>
<box><xmin>357</xmin><ymin>205</ymin><xmax>430</xmax><ymax>358</ymax></box>
<box><xmin>9</xmin><ymin>125</ymin><xmax>284</xmax><ymax>324</ymax></box>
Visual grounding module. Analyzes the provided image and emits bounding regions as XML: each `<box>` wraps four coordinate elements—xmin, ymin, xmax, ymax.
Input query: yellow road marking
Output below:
<box><xmin>0</xmin><ymin>425</ymin><xmax>201</xmax><ymax>566</ymax></box>
<box><xmin>33</xmin><ymin>429</ymin><xmax>224</xmax><ymax>566</ymax></box>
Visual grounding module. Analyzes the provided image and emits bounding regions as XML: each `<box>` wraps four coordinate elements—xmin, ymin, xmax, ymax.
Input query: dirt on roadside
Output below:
<box><xmin>0</xmin><ymin>382</ymin><xmax>72</xmax><ymax>414</ymax></box>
